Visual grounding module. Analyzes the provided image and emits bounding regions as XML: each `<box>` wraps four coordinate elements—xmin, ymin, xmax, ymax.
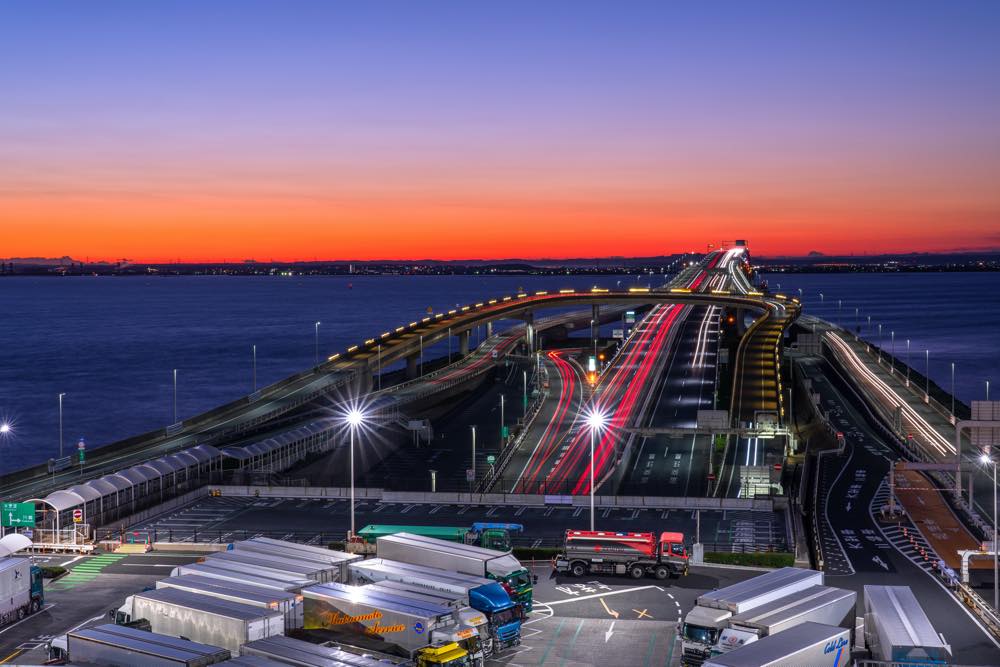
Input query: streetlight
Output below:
<box><xmin>419</xmin><ymin>335</ymin><xmax>424</xmax><ymax>377</ymax></box>
<box><xmin>523</xmin><ymin>370</ymin><xmax>528</xmax><ymax>415</ymax></box>
<box><xmin>585</xmin><ymin>410</ymin><xmax>607</xmax><ymax>531</ymax></box>
<box><xmin>980</xmin><ymin>452</ymin><xmax>998</xmax><ymax>611</ymax></box>
<box><xmin>58</xmin><ymin>392</ymin><xmax>66</xmax><ymax>457</ymax></box>
<box><xmin>877</xmin><ymin>324</ymin><xmax>883</xmax><ymax>363</ymax></box>
<box><xmin>890</xmin><ymin>331</ymin><xmax>895</xmax><ymax>375</ymax></box>
<box><xmin>951</xmin><ymin>363</ymin><xmax>956</xmax><ymax>419</ymax></box>
<box><xmin>924</xmin><ymin>350</ymin><xmax>930</xmax><ymax>400</ymax></box>
<box><xmin>0</xmin><ymin>422</ymin><xmax>10</xmax><ymax>437</ymax></box>
<box><xmin>988</xmin><ymin>380</ymin><xmax>992</xmax><ymax>402</ymax></box>
<box><xmin>499</xmin><ymin>394</ymin><xmax>505</xmax><ymax>443</ymax></box>
<box><xmin>345</xmin><ymin>408</ymin><xmax>366</xmax><ymax>538</ymax></box>
<box><xmin>854</xmin><ymin>307</ymin><xmax>860</xmax><ymax>339</ymax></box>
<box><xmin>251</xmin><ymin>345</ymin><xmax>257</xmax><ymax>392</ymax></box>
<box><xmin>470</xmin><ymin>425</ymin><xmax>476</xmax><ymax>482</ymax></box>
<box><xmin>173</xmin><ymin>369</ymin><xmax>178</xmax><ymax>423</ymax></box>
<box><xmin>905</xmin><ymin>339</ymin><xmax>911</xmax><ymax>386</ymax></box>
<box><xmin>314</xmin><ymin>322</ymin><xmax>321</xmax><ymax>365</ymax></box>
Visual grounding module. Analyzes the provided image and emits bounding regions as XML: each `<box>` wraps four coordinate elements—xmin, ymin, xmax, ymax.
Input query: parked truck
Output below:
<box><xmin>361</xmin><ymin>581</ymin><xmax>490</xmax><ymax>665</ymax></box>
<box><xmin>348</xmin><ymin>557</ymin><xmax>522</xmax><ymax>655</ymax></box>
<box><xmin>113</xmin><ymin>588</ymin><xmax>284</xmax><ymax>656</ymax></box>
<box><xmin>356</xmin><ymin>523</ymin><xmax>523</xmax><ymax>552</ymax></box>
<box><xmin>0</xmin><ymin>557</ymin><xmax>44</xmax><ymax>628</ymax></box>
<box><xmin>554</xmin><ymin>530</ymin><xmax>688</xmax><ymax>580</ymax></box>
<box><xmin>232</xmin><ymin>538</ymin><xmax>359</xmax><ymax>582</ymax></box>
<box><xmin>171</xmin><ymin>561</ymin><xmax>317</xmax><ymax>592</ymax></box>
<box><xmin>863</xmin><ymin>585</ymin><xmax>951</xmax><ymax>664</ymax></box>
<box><xmin>712</xmin><ymin>585</ymin><xmax>856</xmax><ymax>656</ymax></box>
<box><xmin>681</xmin><ymin>567</ymin><xmax>824</xmax><ymax>665</ymax></box>
<box><xmin>376</xmin><ymin>533</ymin><xmax>535</xmax><ymax>611</ymax></box>
<box><xmin>206</xmin><ymin>550</ymin><xmax>340</xmax><ymax>583</ymax></box>
<box><xmin>241</xmin><ymin>634</ymin><xmax>395</xmax><ymax>666</ymax></box>
<box><xmin>51</xmin><ymin>623</ymin><xmax>231</xmax><ymax>666</ymax></box>
<box><xmin>703</xmin><ymin>621</ymin><xmax>851</xmax><ymax>667</ymax></box>
<box><xmin>301</xmin><ymin>581</ymin><xmax>470</xmax><ymax>666</ymax></box>
<box><xmin>156</xmin><ymin>575</ymin><xmax>304</xmax><ymax>630</ymax></box>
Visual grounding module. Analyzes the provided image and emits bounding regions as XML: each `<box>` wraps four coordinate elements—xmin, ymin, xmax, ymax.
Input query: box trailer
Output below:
<box><xmin>703</xmin><ymin>622</ymin><xmax>851</xmax><ymax>667</ymax></box>
<box><xmin>220</xmin><ymin>656</ymin><xmax>286</xmax><ymax>667</ymax></box>
<box><xmin>157</xmin><ymin>575</ymin><xmax>304</xmax><ymax>630</ymax></box>
<box><xmin>715</xmin><ymin>586</ymin><xmax>857</xmax><ymax>655</ymax></box>
<box><xmin>863</xmin><ymin>585</ymin><xmax>951</xmax><ymax>664</ymax></box>
<box><xmin>115</xmin><ymin>588</ymin><xmax>284</xmax><ymax>656</ymax></box>
<box><xmin>207</xmin><ymin>550</ymin><xmax>339</xmax><ymax>583</ymax></box>
<box><xmin>0</xmin><ymin>557</ymin><xmax>44</xmax><ymax>628</ymax></box>
<box><xmin>376</xmin><ymin>533</ymin><xmax>534</xmax><ymax>611</ymax></box>
<box><xmin>233</xmin><ymin>538</ymin><xmax>360</xmax><ymax>581</ymax></box>
<box><xmin>172</xmin><ymin>561</ymin><xmax>316</xmax><ymax>592</ymax></box>
<box><xmin>302</xmin><ymin>581</ymin><xmax>469</xmax><ymax>665</ymax></box>
<box><xmin>348</xmin><ymin>558</ymin><xmax>521</xmax><ymax>655</ymax></box>
<box><xmin>63</xmin><ymin>623</ymin><xmax>231</xmax><ymax>666</ymax></box>
<box><xmin>363</xmin><ymin>581</ymin><xmax>491</xmax><ymax>664</ymax></box>
<box><xmin>682</xmin><ymin>568</ymin><xmax>824</xmax><ymax>665</ymax></box>
<box><xmin>242</xmin><ymin>634</ymin><xmax>393</xmax><ymax>666</ymax></box>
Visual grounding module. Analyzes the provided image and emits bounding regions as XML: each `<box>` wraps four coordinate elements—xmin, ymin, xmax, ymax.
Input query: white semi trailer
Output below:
<box><xmin>703</xmin><ymin>622</ymin><xmax>851</xmax><ymax>667</ymax></box>
<box><xmin>157</xmin><ymin>574</ymin><xmax>303</xmax><ymax>630</ymax></box>
<box><xmin>863</xmin><ymin>585</ymin><xmax>951</xmax><ymax>664</ymax></box>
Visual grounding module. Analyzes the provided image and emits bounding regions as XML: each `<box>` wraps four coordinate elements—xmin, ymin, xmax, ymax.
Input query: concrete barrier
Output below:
<box><xmin>153</xmin><ymin>542</ymin><xmax>231</xmax><ymax>553</ymax></box>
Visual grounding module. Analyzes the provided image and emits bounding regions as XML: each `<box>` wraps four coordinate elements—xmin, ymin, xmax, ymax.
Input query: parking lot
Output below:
<box><xmin>128</xmin><ymin>496</ymin><xmax>789</xmax><ymax>551</ymax></box>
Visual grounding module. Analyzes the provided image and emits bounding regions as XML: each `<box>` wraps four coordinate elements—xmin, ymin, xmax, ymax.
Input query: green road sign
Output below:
<box><xmin>487</xmin><ymin>455</ymin><xmax>496</xmax><ymax>465</ymax></box>
<box><xmin>1</xmin><ymin>502</ymin><xmax>35</xmax><ymax>527</ymax></box>
<box><xmin>501</xmin><ymin>426</ymin><xmax>509</xmax><ymax>439</ymax></box>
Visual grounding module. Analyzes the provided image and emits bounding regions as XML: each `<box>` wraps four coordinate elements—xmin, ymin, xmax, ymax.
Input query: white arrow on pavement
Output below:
<box><xmin>872</xmin><ymin>555</ymin><xmax>889</xmax><ymax>571</ymax></box>
<box><xmin>605</xmin><ymin>621</ymin><xmax>616</xmax><ymax>643</ymax></box>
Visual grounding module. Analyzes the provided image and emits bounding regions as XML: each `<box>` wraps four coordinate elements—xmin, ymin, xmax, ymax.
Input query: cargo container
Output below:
<box><xmin>233</xmin><ymin>538</ymin><xmax>360</xmax><ymax>582</ymax></box>
<box><xmin>302</xmin><ymin>581</ymin><xmax>469</xmax><ymax>665</ymax></box>
<box><xmin>242</xmin><ymin>634</ymin><xmax>396</xmax><ymax>666</ymax></box>
<box><xmin>206</xmin><ymin>550</ymin><xmax>339</xmax><ymax>583</ymax></box>
<box><xmin>356</xmin><ymin>523</ymin><xmax>523</xmax><ymax>552</ymax></box>
<box><xmin>682</xmin><ymin>568</ymin><xmax>824</xmax><ymax>665</ymax></box>
<box><xmin>362</xmin><ymin>581</ymin><xmax>490</xmax><ymax>665</ymax></box>
<box><xmin>171</xmin><ymin>561</ymin><xmax>317</xmax><ymax>592</ymax></box>
<box><xmin>114</xmin><ymin>588</ymin><xmax>284</xmax><ymax>656</ymax></box>
<box><xmin>0</xmin><ymin>557</ymin><xmax>44</xmax><ymax>628</ymax></box>
<box><xmin>157</xmin><ymin>575</ymin><xmax>303</xmax><ymax>630</ymax></box>
<box><xmin>714</xmin><ymin>586</ymin><xmax>856</xmax><ymax>655</ymax></box>
<box><xmin>554</xmin><ymin>530</ymin><xmax>688</xmax><ymax>579</ymax></box>
<box><xmin>220</xmin><ymin>656</ymin><xmax>286</xmax><ymax>667</ymax></box>
<box><xmin>59</xmin><ymin>623</ymin><xmax>232</xmax><ymax>666</ymax></box>
<box><xmin>348</xmin><ymin>558</ymin><xmax>521</xmax><ymax>655</ymax></box>
<box><xmin>703</xmin><ymin>622</ymin><xmax>851</xmax><ymax>667</ymax></box>
<box><xmin>863</xmin><ymin>585</ymin><xmax>951</xmax><ymax>664</ymax></box>
<box><xmin>376</xmin><ymin>533</ymin><xmax>534</xmax><ymax>611</ymax></box>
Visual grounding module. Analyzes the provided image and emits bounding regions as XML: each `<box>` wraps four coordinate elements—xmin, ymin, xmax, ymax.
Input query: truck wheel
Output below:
<box><xmin>654</xmin><ymin>565</ymin><xmax>670</xmax><ymax>580</ymax></box>
<box><xmin>17</xmin><ymin>607</ymin><xmax>25</xmax><ymax>620</ymax></box>
<box><xmin>31</xmin><ymin>600</ymin><xmax>40</xmax><ymax>613</ymax></box>
<box><xmin>571</xmin><ymin>562</ymin><xmax>587</xmax><ymax>577</ymax></box>
<box><xmin>628</xmin><ymin>565</ymin><xmax>644</xmax><ymax>579</ymax></box>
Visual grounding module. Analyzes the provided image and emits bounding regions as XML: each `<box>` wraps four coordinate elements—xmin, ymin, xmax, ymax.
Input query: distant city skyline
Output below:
<box><xmin>2</xmin><ymin>1</ymin><xmax>998</xmax><ymax>261</ymax></box>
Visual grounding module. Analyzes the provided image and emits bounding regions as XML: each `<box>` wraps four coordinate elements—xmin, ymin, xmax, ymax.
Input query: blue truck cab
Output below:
<box><xmin>469</xmin><ymin>581</ymin><xmax>521</xmax><ymax>650</ymax></box>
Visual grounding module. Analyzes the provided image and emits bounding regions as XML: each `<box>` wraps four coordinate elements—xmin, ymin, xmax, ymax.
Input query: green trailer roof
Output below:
<box><xmin>357</xmin><ymin>524</ymin><xmax>468</xmax><ymax>543</ymax></box>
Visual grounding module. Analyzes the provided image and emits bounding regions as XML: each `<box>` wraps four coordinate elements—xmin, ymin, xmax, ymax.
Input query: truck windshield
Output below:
<box><xmin>682</xmin><ymin>624</ymin><xmax>718</xmax><ymax>644</ymax></box>
<box><xmin>506</xmin><ymin>571</ymin><xmax>530</xmax><ymax>589</ymax></box>
<box><xmin>491</xmin><ymin>607</ymin><xmax>519</xmax><ymax>626</ymax></box>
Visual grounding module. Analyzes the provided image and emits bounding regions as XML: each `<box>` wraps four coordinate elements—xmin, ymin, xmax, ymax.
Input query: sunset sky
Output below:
<box><xmin>2</xmin><ymin>1</ymin><xmax>999</xmax><ymax>261</ymax></box>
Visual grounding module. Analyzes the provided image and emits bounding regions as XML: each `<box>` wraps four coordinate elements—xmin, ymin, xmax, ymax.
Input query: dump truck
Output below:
<box><xmin>713</xmin><ymin>586</ymin><xmax>856</xmax><ymax>656</ymax></box>
<box><xmin>302</xmin><ymin>581</ymin><xmax>470</xmax><ymax>666</ymax></box>
<box><xmin>232</xmin><ymin>538</ymin><xmax>359</xmax><ymax>582</ymax></box>
<box><xmin>361</xmin><ymin>581</ymin><xmax>489</xmax><ymax>665</ymax></box>
<box><xmin>113</xmin><ymin>588</ymin><xmax>284</xmax><ymax>656</ymax></box>
<box><xmin>171</xmin><ymin>561</ymin><xmax>317</xmax><ymax>592</ymax></box>
<box><xmin>863</xmin><ymin>585</ymin><xmax>951</xmax><ymax>664</ymax></box>
<box><xmin>241</xmin><ymin>634</ymin><xmax>395</xmax><ymax>666</ymax></box>
<box><xmin>681</xmin><ymin>567</ymin><xmax>824</xmax><ymax>665</ymax></box>
<box><xmin>703</xmin><ymin>622</ymin><xmax>851</xmax><ymax>667</ymax></box>
<box><xmin>554</xmin><ymin>530</ymin><xmax>688</xmax><ymax>579</ymax></box>
<box><xmin>206</xmin><ymin>550</ymin><xmax>339</xmax><ymax>583</ymax></box>
<box><xmin>157</xmin><ymin>575</ymin><xmax>304</xmax><ymax>630</ymax></box>
<box><xmin>356</xmin><ymin>523</ymin><xmax>523</xmax><ymax>552</ymax></box>
<box><xmin>348</xmin><ymin>558</ymin><xmax>522</xmax><ymax>654</ymax></box>
<box><xmin>51</xmin><ymin>623</ymin><xmax>231</xmax><ymax>666</ymax></box>
<box><xmin>0</xmin><ymin>557</ymin><xmax>44</xmax><ymax>629</ymax></box>
<box><xmin>376</xmin><ymin>533</ymin><xmax>535</xmax><ymax>611</ymax></box>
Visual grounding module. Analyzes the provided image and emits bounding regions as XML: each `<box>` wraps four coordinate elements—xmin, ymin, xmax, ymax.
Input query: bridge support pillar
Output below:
<box><xmin>405</xmin><ymin>353</ymin><xmax>419</xmax><ymax>380</ymax></box>
<box><xmin>459</xmin><ymin>330</ymin><xmax>470</xmax><ymax>356</ymax></box>
<box><xmin>524</xmin><ymin>311</ymin><xmax>534</xmax><ymax>354</ymax></box>
<box><xmin>486</xmin><ymin>321</ymin><xmax>493</xmax><ymax>337</ymax></box>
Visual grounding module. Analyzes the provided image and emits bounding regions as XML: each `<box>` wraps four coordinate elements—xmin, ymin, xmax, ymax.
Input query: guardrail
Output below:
<box><xmin>956</xmin><ymin>583</ymin><xmax>1000</xmax><ymax>641</ymax></box>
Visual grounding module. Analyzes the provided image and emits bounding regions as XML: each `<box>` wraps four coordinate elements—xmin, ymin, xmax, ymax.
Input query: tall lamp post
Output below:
<box><xmin>345</xmin><ymin>409</ymin><xmax>366</xmax><ymax>538</ymax></box>
<box><xmin>585</xmin><ymin>410</ymin><xmax>607</xmax><ymax>531</ymax></box>
<box><xmin>58</xmin><ymin>392</ymin><xmax>66</xmax><ymax>458</ymax></box>
<box><xmin>251</xmin><ymin>345</ymin><xmax>257</xmax><ymax>392</ymax></box>
<box><xmin>172</xmin><ymin>369</ymin><xmax>178</xmax><ymax>423</ymax></box>
<box><xmin>924</xmin><ymin>350</ymin><xmax>930</xmax><ymax>400</ymax></box>
<box><xmin>905</xmin><ymin>339</ymin><xmax>911</xmax><ymax>386</ymax></box>
<box><xmin>981</xmin><ymin>452</ymin><xmax>998</xmax><ymax>611</ymax></box>
<box><xmin>951</xmin><ymin>363</ymin><xmax>956</xmax><ymax>420</ymax></box>
<box><xmin>314</xmin><ymin>322</ymin><xmax>321</xmax><ymax>365</ymax></box>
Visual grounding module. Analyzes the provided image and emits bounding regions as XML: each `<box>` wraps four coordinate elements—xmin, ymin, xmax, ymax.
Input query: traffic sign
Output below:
<box><xmin>72</xmin><ymin>509</ymin><xmax>83</xmax><ymax>523</ymax></box>
<box><xmin>1</xmin><ymin>502</ymin><xmax>35</xmax><ymax>527</ymax></box>
<box><xmin>466</xmin><ymin>469</ymin><xmax>475</xmax><ymax>482</ymax></box>
<box><xmin>486</xmin><ymin>455</ymin><xmax>496</xmax><ymax>465</ymax></box>
<box><xmin>501</xmin><ymin>426</ymin><xmax>509</xmax><ymax>439</ymax></box>
<box><xmin>77</xmin><ymin>437</ymin><xmax>86</xmax><ymax>463</ymax></box>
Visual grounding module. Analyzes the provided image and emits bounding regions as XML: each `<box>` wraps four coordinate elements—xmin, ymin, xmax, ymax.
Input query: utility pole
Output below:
<box><xmin>172</xmin><ymin>369</ymin><xmax>178</xmax><ymax>423</ymax></box>
<box><xmin>58</xmin><ymin>393</ymin><xmax>66</xmax><ymax>458</ymax></box>
<box><xmin>251</xmin><ymin>344</ymin><xmax>257</xmax><ymax>392</ymax></box>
